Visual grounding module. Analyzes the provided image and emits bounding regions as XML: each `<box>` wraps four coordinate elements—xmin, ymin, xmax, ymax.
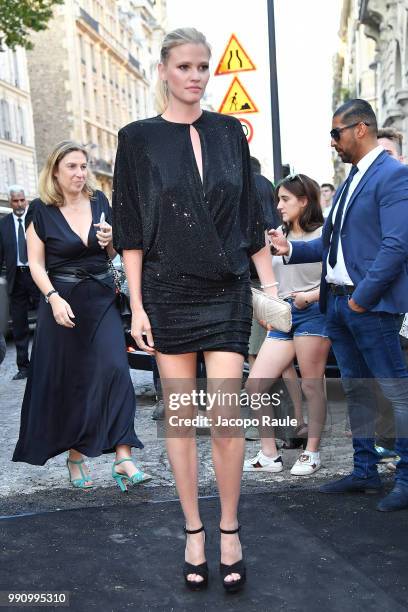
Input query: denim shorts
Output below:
<box><xmin>267</xmin><ymin>299</ymin><xmax>328</xmax><ymax>341</ymax></box>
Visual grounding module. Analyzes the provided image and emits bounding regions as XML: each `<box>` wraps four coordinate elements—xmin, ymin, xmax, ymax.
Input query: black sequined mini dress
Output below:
<box><xmin>112</xmin><ymin>111</ymin><xmax>265</xmax><ymax>356</ymax></box>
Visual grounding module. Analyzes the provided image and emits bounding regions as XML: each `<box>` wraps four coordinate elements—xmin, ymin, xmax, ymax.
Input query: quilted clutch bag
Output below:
<box><xmin>251</xmin><ymin>288</ymin><xmax>292</xmax><ymax>333</ymax></box>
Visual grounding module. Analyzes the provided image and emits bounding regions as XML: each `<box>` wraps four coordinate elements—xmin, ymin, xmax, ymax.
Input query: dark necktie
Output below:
<box><xmin>18</xmin><ymin>218</ymin><xmax>28</xmax><ymax>264</ymax></box>
<box><xmin>328</xmin><ymin>165</ymin><xmax>359</xmax><ymax>269</ymax></box>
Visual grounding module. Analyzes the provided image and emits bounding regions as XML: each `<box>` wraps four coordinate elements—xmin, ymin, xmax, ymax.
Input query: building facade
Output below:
<box><xmin>0</xmin><ymin>46</ymin><xmax>38</xmax><ymax>209</ymax></box>
<box><xmin>27</xmin><ymin>0</ymin><xmax>166</xmax><ymax>196</ymax></box>
<box><xmin>334</xmin><ymin>0</ymin><xmax>408</xmax><ymax>180</ymax></box>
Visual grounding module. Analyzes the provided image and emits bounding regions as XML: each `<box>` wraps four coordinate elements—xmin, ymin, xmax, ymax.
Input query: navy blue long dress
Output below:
<box><xmin>12</xmin><ymin>190</ymin><xmax>142</xmax><ymax>466</ymax></box>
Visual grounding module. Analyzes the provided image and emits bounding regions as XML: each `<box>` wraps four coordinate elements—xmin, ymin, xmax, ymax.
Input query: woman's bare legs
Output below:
<box><xmin>204</xmin><ymin>350</ymin><xmax>245</xmax><ymax>584</ymax></box>
<box><xmin>246</xmin><ymin>339</ymin><xmax>296</xmax><ymax>456</ymax></box>
<box><xmin>250</xmin><ymin>350</ymin><xmax>303</xmax><ymax>440</ymax></box>
<box><xmin>282</xmin><ymin>363</ymin><xmax>304</xmax><ymax>430</ymax></box>
<box><xmin>155</xmin><ymin>351</ymin><xmax>204</xmax><ymax>584</ymax></box>
<box><xmin>294</xmin><ymin>336</ymin><xmax>331</xmax><ymax>452</ymax></box>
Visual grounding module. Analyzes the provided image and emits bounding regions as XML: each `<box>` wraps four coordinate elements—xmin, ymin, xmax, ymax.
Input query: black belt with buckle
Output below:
<box><xmin>328</xmin><ymin>283</ymin><xmax>355</xmax><ymax>296</ymax></box>
<box><xmin>17</xmin><ymin>265</ymin><xmax>29</xmax><ymax>271</ymax></box>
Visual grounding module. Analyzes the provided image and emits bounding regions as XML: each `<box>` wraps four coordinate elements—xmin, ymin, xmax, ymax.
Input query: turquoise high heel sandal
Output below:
<box><xmin>112</xmin><ymin>458</ymin><xmax>152</xmax><ymax>493</ymax></box>
<box><xmin>66</xmin><ymin>457</ymin><xmax>93</xmax><ymax>489</ymax></box>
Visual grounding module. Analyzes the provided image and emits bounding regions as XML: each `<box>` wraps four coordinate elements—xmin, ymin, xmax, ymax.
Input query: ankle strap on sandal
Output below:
<box><xmin>184</xmin><ymin>525</ymin><xmax>205</xmax><ymax>535</ymax></box>
<box><xmin>67</xmin><ymin>457</ymin><xmax>85</xmax><ymax>465</ymax></box>
<box><xmin>114</xmin><ymin>458</ymin><xmax>134</xmax><ymax>466</ymax></box>
<box><xmin>220</xmin><ymin>525</ymin><xmax>240</xmax><ymax>534</ymax></box>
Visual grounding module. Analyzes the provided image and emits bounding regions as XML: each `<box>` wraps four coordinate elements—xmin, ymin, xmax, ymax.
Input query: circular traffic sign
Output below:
<box><xmin>239</xmin><ymin>118</ymin><xmax>254</xmax><ymax>143</ymax></box>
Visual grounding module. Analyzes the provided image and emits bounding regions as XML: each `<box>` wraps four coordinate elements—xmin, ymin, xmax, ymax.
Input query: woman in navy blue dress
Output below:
<box><xmin>12</xmin><ymin>141</ymin><xmax>148</xmax><ymax>491</ymax></box>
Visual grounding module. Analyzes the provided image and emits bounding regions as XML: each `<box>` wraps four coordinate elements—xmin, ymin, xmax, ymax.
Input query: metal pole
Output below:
<box><xmin>267</xmin><ymin>0</ymin><xmax>283</xmax><ymax>183</ymax></box>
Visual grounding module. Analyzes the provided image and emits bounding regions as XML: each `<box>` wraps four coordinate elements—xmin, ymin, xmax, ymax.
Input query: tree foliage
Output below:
<box><xmin>0</xmin><ymin>0</ymin><xmax>64</xmax><ymax>51</ymax></box>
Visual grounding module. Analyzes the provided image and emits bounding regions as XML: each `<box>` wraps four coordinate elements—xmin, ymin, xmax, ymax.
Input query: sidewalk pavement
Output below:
<box><xmin>0</xmin><ymin>340</ymin><xmax>396</xmax><ymax>509</ymax></box>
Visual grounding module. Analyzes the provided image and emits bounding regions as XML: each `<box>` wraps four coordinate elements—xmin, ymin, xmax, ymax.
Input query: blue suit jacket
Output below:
<box><xmin>290</xmin><ymin>150</ymin><xmax>408</xmax><ymax>313</ymax></box>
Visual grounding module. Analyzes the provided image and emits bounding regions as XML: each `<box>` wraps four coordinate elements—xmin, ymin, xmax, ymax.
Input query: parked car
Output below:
<box><xmin>0</xmin><ymin>205</ymin><xmax>11</xmax><ymax>219</ymax></box>
<box><xmin>112</xmin><ymin>255</ymin><xmax>341</xmax><ymax>378</ymax></box>
<box><xmin>0</xmin><ymin>278</ymin><xmax>8</xmax><ymax>335</ymax></box>
<box><xmin>0</xmin><ymin>253</ymin><xmax>342</xmax><ymax>377</ymax></box>
<box><xmin>112</xmin><ymin>255</ymin><xmax>153</xmax><ymax>372</ymax></box>
<box><xmin>0</xmin><ymin>333</ymin><xmax>5</xmax><ymax>365</ymax></box>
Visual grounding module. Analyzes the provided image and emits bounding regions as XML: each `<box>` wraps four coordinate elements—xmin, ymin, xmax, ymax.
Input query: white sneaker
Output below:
<box><xmin>243</xmin><ymin>450</ymin><xmax>283</xmax><ymax>472</ymax></box>
<box><xmin>290</xmin><ymin>452</ymin><xmax>321</xmax><ymax>476</ymax></box>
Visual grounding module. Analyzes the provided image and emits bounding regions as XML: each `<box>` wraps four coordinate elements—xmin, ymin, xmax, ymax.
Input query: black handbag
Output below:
<box><xmin>116</xmin><ymin>288</ymin><xmax>131</xmax><ymax>317</ymax></box>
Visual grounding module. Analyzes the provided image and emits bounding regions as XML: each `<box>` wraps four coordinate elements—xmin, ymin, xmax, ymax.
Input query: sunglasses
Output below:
<box><xmin>278</xmin><ymin>173</ymin><xmax>305</xmax><ymax>187</ymax></box>
<box><xmin>330</xmin><ymin>122</ymin><xmax>370</xmax><ymax>142</ymax></box>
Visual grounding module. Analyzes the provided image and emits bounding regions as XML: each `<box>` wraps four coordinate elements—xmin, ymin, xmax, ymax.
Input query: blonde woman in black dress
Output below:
<box><xmin>13</xmin><ymin>141</ymin><xmax>148</xmax><ymax>491</ymax></box>
<box><xmin>112</xmin><ymin>28</ymin><xmax>277</xmax><ymax>592</ymax></box>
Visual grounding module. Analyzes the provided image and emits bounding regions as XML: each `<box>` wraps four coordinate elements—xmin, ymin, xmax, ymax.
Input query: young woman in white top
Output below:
<box><xmin>244</xmin><ymin>174</ymin><xmax>331</xmax><ymax>476</ymax></box>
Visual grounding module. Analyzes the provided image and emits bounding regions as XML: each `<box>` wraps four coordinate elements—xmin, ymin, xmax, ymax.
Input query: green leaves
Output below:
<box><xmin>0</xmin><ymin>0</ymin><xmax>64</xmax><ymax>50</ymax></box>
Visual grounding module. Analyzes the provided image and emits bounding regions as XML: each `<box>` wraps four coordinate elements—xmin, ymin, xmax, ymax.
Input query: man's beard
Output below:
<box><xmin>339</xmin><ymin>151</ymin><xmax>352</xmax><ymax>163</ymax></box>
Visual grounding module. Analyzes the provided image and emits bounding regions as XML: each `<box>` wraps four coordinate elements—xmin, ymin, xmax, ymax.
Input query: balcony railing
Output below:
<box><xmin>80</xmin><ymin>8</ymin><xmax>99</xmax><ymax>33</ymax></box>
<box><xmin>98</xmin><ymin>23</ymin><xmax>128</xmax><ymax>61</ymax></box>
<box><xmin>128</xmin><ymin>53</ymin><xmax>141</xmax><ymax>72</ymax></box>
<box><xmin>90</xmin><ymin>158</ymin><xmax>113</xmax><ymax>177</ymax></box>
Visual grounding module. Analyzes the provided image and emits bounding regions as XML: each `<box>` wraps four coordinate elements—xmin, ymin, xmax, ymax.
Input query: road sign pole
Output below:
<box><xmin>267</xmin><ymin>0</ymin><xmax>282</xmax><ymax>183</ymax></box>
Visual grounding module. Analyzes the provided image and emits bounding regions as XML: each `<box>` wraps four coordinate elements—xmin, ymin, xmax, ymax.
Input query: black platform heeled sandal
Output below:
<box><xmin>219</xmin><ymin>525</ymin><xmax>246</xmax><ymax>593</ymax></box>
<box><xmin>183</xmin><ymin>525</ymin><xmax>208</xmax><ymax>591</ymax></box>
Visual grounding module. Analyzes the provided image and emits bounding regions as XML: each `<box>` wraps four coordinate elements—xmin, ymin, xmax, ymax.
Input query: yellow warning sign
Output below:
<box><xmin>218</xmin><ymin>77</ymin><xmax>259</xmax><ymax>115</ymax></box>
<box><xmin>215</xmin><ymin>34</ymin><xmax>256</xmax><ymax>76</ymax></box>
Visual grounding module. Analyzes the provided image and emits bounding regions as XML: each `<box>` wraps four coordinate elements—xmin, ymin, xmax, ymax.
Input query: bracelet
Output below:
<box><xmin>45</xmin><ymin>289</ymin><xmax>59</xmax><ymax>303</ymax></box>
<box><xmin>260</xmin><ymin>282</ymin><xmax>279</xmax><ymax>289</ymax></box>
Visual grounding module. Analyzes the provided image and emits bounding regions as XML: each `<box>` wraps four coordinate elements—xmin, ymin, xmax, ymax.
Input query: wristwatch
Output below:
<box><xmin>45</xmin><ymin>289</ymin><xmax>59</xmax><ymax>303</ymax></box>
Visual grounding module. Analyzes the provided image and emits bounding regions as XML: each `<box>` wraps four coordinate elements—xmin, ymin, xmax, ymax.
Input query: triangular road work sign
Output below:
<box><xmin>218</xmin><ymin>76</ymin><xmax>259</xmax><ymax>115</ymax></box>
<box><xmin>215</xmin><ymin>34</ymin><xmax>256</xmax><ymax>75</ymax></box>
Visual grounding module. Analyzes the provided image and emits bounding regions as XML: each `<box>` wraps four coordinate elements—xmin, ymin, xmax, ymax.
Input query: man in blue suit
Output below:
<box><xmin>0</xmin><ymin>186</ymin><xmax>39</xmax><ymax>379</ymax></box>
<box><xmin>270</xmin><ymin>99</ymin><xmax>408</xmax><ymax>511</ymax></box>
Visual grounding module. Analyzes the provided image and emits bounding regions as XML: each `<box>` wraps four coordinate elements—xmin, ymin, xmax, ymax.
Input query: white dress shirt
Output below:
<box><xmin>322</xmin><ymin>205</ymin><xmax>332</xmax><ymax>219</ymax></box>
<box><xmin>12</xmin><ymin>210</ymin><xmax>28</xmax><ymax>266</ymax></box>
<box><xmin>285</xmin><ymin>146</ymin><xmax>384</xmax><ymax>284</ymax></box>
